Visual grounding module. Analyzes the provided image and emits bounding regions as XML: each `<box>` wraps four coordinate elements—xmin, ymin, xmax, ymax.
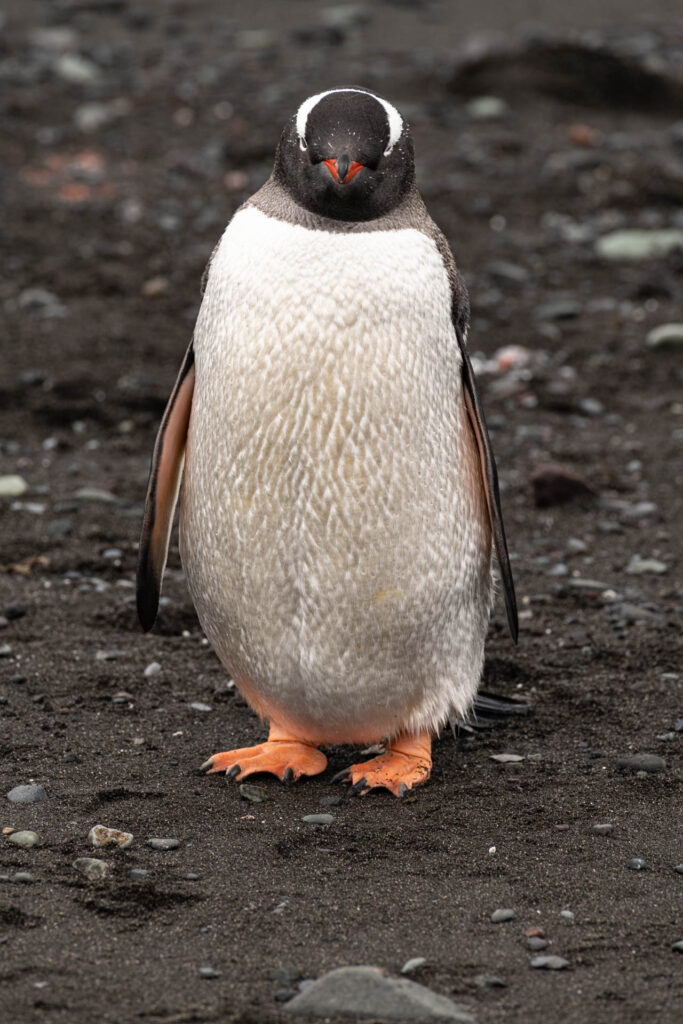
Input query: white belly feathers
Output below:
<box><xmin>179</xmin><ymin>206</ymin><xmax>492</xmax><ymax>743</ymax></box>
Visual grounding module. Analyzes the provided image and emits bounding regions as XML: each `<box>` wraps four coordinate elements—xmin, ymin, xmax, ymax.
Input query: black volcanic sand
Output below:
<box><xmin>1</xmin><ymin>3</ymin><xmax>682</xmax><ymax>1023</ymax></box>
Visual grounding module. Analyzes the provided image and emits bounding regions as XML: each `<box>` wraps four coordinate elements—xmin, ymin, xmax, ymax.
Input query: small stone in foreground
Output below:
<box><xmin>89</xmin><ymin>824</ymin><xmax>134</xmax><ymax>849</ymax></box>
<box><xmin>491</xmin><ymin>908</ymin><xmax>516</xmax><ymax>923</ymax></box>
<box><xmin>0</xmin><ymin>475</ymin><xmax>28</xmax><ymax>498</ymax></box>
<box><xmin>13</xmin><ymin>871</ymin><xmax>35</xmax><ymax>883</ymax></box>
<box><xmin>147</xmin><ymin>837</ymin><xmax>179</xmax><ymax>851</ymax></box>
<box><xmin>528</xmin><ymin>937</ymin><xmax>549</xmax><ymax>951</ymax></box>
<box><xmin>627</xmin><ymin>858</ymin><xmax>648</xmax><ymax>871</ymax></box>
<box><xmin>302</xmin><ymin>814</ymin><xmax>334</xmax><ymax>825</ymax></box>
<box><xmin>646</xmin><ymin>323</ymin><xmax>683</xmax><ymax>348</ymax></box>
<box><xmin>239</xmin><ymin>783</ymin><xmax>268</xmax><ymax>803</ymax></box>
<box><xmin>530</xmin><ymin>956</ymin><xmax>569</xmax><ymax>970</ymax></box>
<box><xmin>283</xmin><ymin>966</ymin><xmax>474</xmax><ymax>1021</ymax></box>
<box><xmin>618</xmin><ymin>754</ymin><xmax>665</xmax><ymax>774</ymax></box>
<box><xmin>73</xmin><ymin>857</ymin><xmax>109</xmax><ymax>881</ymax></box>
<box><xmin>473</xmin><ymin>973</ymin><xmax>506</xmax><ymax>988</ymax></box>
<box><xmin>401</xmin><ymin>957</ymin><xmax>427</xmax><ymax>975</ymax></box>
<box><xmin>592</xmin><ymin>823</ymin><xmax>614</xmax><ymax>835</ymax></box>
<box><xmin>198</xmin><ymin>966</ymin><xmax>220</xmax><ymax>979</ymax></box>
<box><xmin>8</xmin><ymin>830</ymin><xmax>39</xmax><ymax>849</ymax></box>
<box><xmin>6</xmin><ymin>784</ymin><xmax>47</xmax><ymax>804</ymax></box>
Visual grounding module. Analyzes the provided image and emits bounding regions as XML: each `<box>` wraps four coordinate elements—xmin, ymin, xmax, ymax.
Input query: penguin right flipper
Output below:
<box><xmin>136</xmin><ymin>341</ymin><xmax>195</xmax><ymax>631</ymax></box>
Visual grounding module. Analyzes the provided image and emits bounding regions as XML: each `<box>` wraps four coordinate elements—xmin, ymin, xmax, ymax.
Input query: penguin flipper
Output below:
<box><xmin>136</xmin><ymin>341</ymin><xmax>195</xmax><ymax>631</ymax></box>
<box><xmin>457</xmin><ymin>331</ymin><xmax>519</xmax><ymax>643</ymax></box>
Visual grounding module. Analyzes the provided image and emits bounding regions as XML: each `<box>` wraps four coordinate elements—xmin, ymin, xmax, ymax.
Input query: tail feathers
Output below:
<box><xmin>450</xmin><ymin>690</ymin><xmax>531</xmax><ymax>735</ymax></box>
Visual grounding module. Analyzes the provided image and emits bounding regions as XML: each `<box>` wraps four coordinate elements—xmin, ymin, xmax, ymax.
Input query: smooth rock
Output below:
<box><xmin>283</xmin><ymin>966</ymin><xmax>474</xmax><ymax>1021</ymax></box>
<box><xmin>7</xmin><ymin>784</ymin><xmax>47</xmax><ymax>804</ymax></box>
<box><xmin>198</xmin><ymin>966</ymin><xmax>220</xmax><ymax>979</ymax></box>
<box><xmin>143</xmin><ymin>661</ymin><xmax>161</xmax><ymax>677</ymax></box>
<box><xmin>530</xmin><ymin>956</ymin><xmax>569</xmax><ymax>970</ymax></box>
<box><xmin>239</xmin><ymin>783</ymin><xmax>268</xmax><ymax>803</ymax></box>
<box><xmin>89</xmin><ymin>824</ymin><xmax>134</xmax><ymax>849</ymax></box>
<box><xmin>189</xmin><ymin>702</ymin><xmax>212</xmax><ymax>712</ymax></box>
<box><xmin>625</xmin><ymin>556</ymin><xmax>668</xmax><ymax>575</ymax></box>
<box><xmin>672</xmin><ymin>941</ymin><xmax>683</xmax><ymax>953</ymax></box>
<box><xmin>147</xmin><ymin>837</ymin><xmax>179</xmax><ymax>851</ymax></box>
<box><xmin>560</xmin><ymin>910</ymin><xmax>575</xmax><ymax>923</ymax></box>
<box><xmin>627</xmin><ymin>858</ymin><xmax>648</xmax><ymax>871</ymax></box>
<box><xmin>401</xmin><ymin>958</ymin><xmax>427</xmax><ymax>975</ymax></box>
<box><xmin>674</xmin><ymin>864</ymin><xmax>683</xmax><ymax>874</ymax></box>
<box><xmin>13</xmin><ymin>871</ymin><xmax>35</xmax><ymax>883</ymax></box>
<box><xmin>8</xmin><ymin>830</ymin><xmax>39</xmax><ymax>849</ymax></box>
<box><xmin>490</xmin><ymin>754</ymin><xmax>524</xmax><ymax>764</ymax></box>
<box><xmin>466</xmin><ymin>96</ymin><xmax>507</xmax><ymax>119</ymax></box>
<box><xmin>490</xmin><ymin>908</ymin><xmax>516</xmax><ymax>923</ymax></box>
<box><xmin>596</xmin><ymin>229</ymin><xmax>683</xmax><ymax>261</ymax></box>
<box><xmin>0</xmin><ymin>475</ymin><xmax>28</xmax><ymax>498</ymax></box>
<box><xmin>618</xmin><ymin>754</ymin><xmax>665</xmax><ymax>773</ymax></box>
<box><xmin>130</xmin><ymin>868</ymin><xmax>148</xmax><ymax>878</ymax></box>
<box><xmin>592</xmin><ymin>823</ymin><xmax>614</xmax><ymax>835</ymax></box>
<box><xmin>73</xmin><ymin>857</ymin><xmax>109</xmax><ymax>881</ymax></box>
<box><xmin>646</xmin><ymin>323</ymin><xmax>683</xmax><ymax>348</ymax></box>
<box><xmin>473</xmin><ymin>973</ymin><xmax>506</xmax><ymax>988</ymax></box>
<box><xmin>54</xmin><ymin>53</ymin><xmax>100</xmax><ymax>84</ymax></box>
<box><xmin>527</xmin><ymin>937</ymin><xmax>549</xmax><ymax>951</ymax></box>
<box><xmin>302</xmin><ymin>814</ymin><xmax>334</xmax><ymax>825</ymax></box>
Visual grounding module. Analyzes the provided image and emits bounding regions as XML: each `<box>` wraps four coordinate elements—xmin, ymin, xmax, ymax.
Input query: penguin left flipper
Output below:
<box><xmin>336</xmin><ymin>732</ymin><xmax>432</xmax><ymax>798</ymax></box>
<box><xmin>137</xmin><ymin>341</ymin><xmax>195</xmax><ymax>632</ymax></box>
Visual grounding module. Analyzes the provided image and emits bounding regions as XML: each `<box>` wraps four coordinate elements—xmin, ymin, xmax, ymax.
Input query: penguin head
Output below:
<box><xmin>274</xmin><ymin>88</ymin><xmax>414</xmax><ymax>221</ymax></box>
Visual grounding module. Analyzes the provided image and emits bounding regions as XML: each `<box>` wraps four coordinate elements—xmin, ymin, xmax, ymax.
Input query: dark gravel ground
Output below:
<box><xmin>1</xmin><ymin>2</ymin><xmax>682</xmax><ymax>1022</ymax></box>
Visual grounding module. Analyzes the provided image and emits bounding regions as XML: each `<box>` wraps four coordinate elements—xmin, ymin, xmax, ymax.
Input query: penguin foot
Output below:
<box><xmin>338</xmin><ymin>732</ymin><xmax>432</xmax><ymax>797</ymax></box>
<box><xmin>200</xmin><ymin>740</ymin><xmax>328</xmax><ymax>783</ymax></box>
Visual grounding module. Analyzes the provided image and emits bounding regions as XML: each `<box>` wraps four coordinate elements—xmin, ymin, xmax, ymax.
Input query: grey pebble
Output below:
<box><xmin>302</xmin><ymin>814</ymin><xmax>334</xmax><ymax>825</ymax></box>
<box><xmin>490</xmin><ymin>908</ymin><xmax>516</xmax><ymax>923</ymax></box>
<box><xmin>560</xmin><ymin>910</ymin><xmax>575</xmax><ymax>923</ymax></box>
<box><xmin>627</xmin><ymin>858</ymin><xmax>648</xmax><ymax>871</ymax></box>
<box><xmin>592</xmin><ymin>823</ymin><xmax>614</xmax><ymax>835</ymax></box>
<box><xmin>73</xmin><ymin>857</ymin><xmax>109</xmax><ymax>881</ymax></box>
<box><xmin>275</xmin><ymin>988</ymin><xmax>299</xmax><ymax>1002</ymax></box>
<box><xmin>8</xmin><ymin>830</ymin><xmax>39</xmax><ymax>849</ymax></box>
<box><xmin>13</xmin><ymin>871</ymin><xmax>35</xmax><ymax>883</ymax></box>
<box><xmin>674</xmin><ymin>865</ymin><xmax>683</xmax><ymax>874</ymax></box>
<box><xmin>189</xmin><ymin>702</ymin><xmax>212</xmax><ymax>712</ymax></box>
<box><xmin>319</xmin><ymin>795</ymin><xmax>342</xmax><ymax>807</ymax></box>
<box><xmin>672</xmin><ymin>941</ymin><xmax>683</xmax><ymax>953</ymax></box>
<box><xmin>282</xmin><ymin>965</ymin><xmax>474</xmax><ymax>1021</ymax></box>
<box><xmin>239</xmin><ymin>783</ymin><xmax>268</xmax><ymax>803</ymax></box>
<box><xmin>129</xmin><ymin>868</ymin><xmax>148</xmax><ymax>879</ymax></box>
<box><xmin>6</xmin><ymin>784</ymin><xmax>47</xmax><ymax>804</ymax></box>
<box><xmin>473</xmin><ymin>973</ymin><xmax>506</xmax><ymax>988</ymax></box>
<box><xmin>147</xmin><ymin>837</ymin><xmax>180</xmax><ymax>850</ymax></box>
<box><xmin>528</xmin><ymin>937</ymin><xmax>549</xmax><ymax>951</ymax></box>
<box><xmin>198</xmin><ymin>966</ymin><xmax>220</xmax><ymax>979</ymax></box>
<box><xmin>530</xmin><ymin>956</ymin><xmax>569</xmax><ymax>970</ymax></box>
<box><xmin>185</xmin><ymin>872</ymin><xmax>200</xmax><ymax>880</ymax></box>
<box><xmin>618</xmin><ymin>754</ymin><xmax>665</xmax><ymax>773</ymax></box>
<box><xmin>401</xmin><ymin>957</ymin><xmax>427</xmax><ymax>975</ymax></box>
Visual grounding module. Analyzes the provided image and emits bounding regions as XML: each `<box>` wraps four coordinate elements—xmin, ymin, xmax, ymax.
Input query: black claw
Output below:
<box><xmin>349</xmin><ymin>777</ymin><xmax>368</xmax><ymax>798</ymax></box>
<box><xmin>398</xmin><ymin>782</ymin><xmax>409</xmax><ymax>798</ymax></box>
<box><xmin>283</xmin><ymin>767</ymin><xmax>294</xmax><ymax>785</ymax></box>
<box><xmin>199</xmin><ymin>758</ymin><xmax>214</xmax><ymax>774</ymax></box>
<box><xmin>331</xmin><ymin>768</ymin><xmax>350</xmax><ymax>784</ymax></box>
<box><xmin>225</xmin><ymin>765</ymin><xmax>240</xmax><ymax>781</ymax></box>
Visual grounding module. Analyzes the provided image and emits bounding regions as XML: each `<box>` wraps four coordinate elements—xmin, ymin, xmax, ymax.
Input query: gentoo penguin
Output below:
<box><xmin>137</xmin><ymin>87</ymin><xmax>517</xmax><ymax>797</ymax></box>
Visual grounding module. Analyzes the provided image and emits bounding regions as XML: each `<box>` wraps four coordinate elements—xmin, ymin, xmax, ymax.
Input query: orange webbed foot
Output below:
<box><xmin>201</xmin><ymin>738</ymin><xmax>327</xmax><ymax>783</ymax></box>
<box><xmin>335</xmin><ymin>732</ymin><xmax>432</xmax><ymax>797</ymax></box>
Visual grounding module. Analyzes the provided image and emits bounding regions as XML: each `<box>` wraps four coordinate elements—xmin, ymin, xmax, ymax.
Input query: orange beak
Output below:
<box><xmin>324</xmin><ymin>157</ymin><xmax>364</xmax><ymax>184</ymax></box>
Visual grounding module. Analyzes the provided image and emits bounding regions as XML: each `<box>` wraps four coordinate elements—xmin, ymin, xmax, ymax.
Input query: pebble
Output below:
<box><xmin>13</xmin><ymin>872</ymin><xmax>35</xmax><ymax>883</ymax></box>
<box><xmin>401</xmin><ymin>957</ymin><xmax>427</xmax><ymax>975</ymax></box>
<box><xmin>646</xmin><ymin>323</ymin><xmax>683</xmax><ymax>349</ymax></box>
<box><xmin>88</xmin><ymin>824</ymin><xmax>134</xmax><ymax>849</ymax></box>
<box><xmin>618</xmin><ymin>754</ymin><xmax>665</xmax><ymax>773</ymax></box>
<box><xmin>595</xmin><ymin>229</ymin><xmax>683</xmax><ymax>260</ymax></box>
<box><xmin>0</xmin><ymin>644</ymin><xmax>12</xmax><ymax>657</ymax></box>
<box><xmin>672</xmin><ymin>941</ymin><xmax>683</xmax><ymax>953</ymax></box>
<box><xmin>466</xmin><ymin>95</ymin><xmax>508</xmax><ymax>119</ymax></box>
<box><xmin>239</xmin><ymin>783</ymin><xmax>268</xmax><ymax>803</ymax></box>
<box><xmin>73</xmin><ymin>857</ymin><xmax>109</xmax><ymax>881</ymax></box>
<box><xmin>473</xmin><ymin>973</ymin><xmax>506</xmax><ymax>988</ymax></box>
<box><xmin>0</xmin><ymin>475</ymin><xmax>28</xmax><ymax>498</ymax></box>
<box><xmin>319</xmin><ymin>796</ymin><xmax>342</xmax><ymax>807</ymax></box>
<box><xmin>625</xmin><ymin>555</ymin><xmax>668</xmax><ymax>575</ymax></box>
<box><xmin>282</xmin><ymin>965</ymin><xmax>474</xmax><ymax>1021</ymax></box>
<box><xmin>490</xmin><ymin>753</ymin><xmax>524</xmax><ymax>763</ymax></box>
<box><xmin>54</xmin><ymin>53</ymin><xmax>100</xmax><ymax>84</ymax></box>
<box><xmin>6</xmin><ymin>784</ymin><xmax>47</xmax><ymax>804</ymax></box>
<box><xmin>490</xmin><ymin>908</ymin><xmax>516</xmax><ymax>923</ymax></box>
<box><xmin>592</xmin><ymin>823</ymin><xmax>614</xmax><ymax>835</ymax></box>
<box><xmin>530</xmin><ymin>956</ymin><xmax>569</xmax><ymax>970</ymax></box>
<box><xmin>147</xmin><ymin>838</ymin><xmax>180</xmax><ymax>851</ymax></box>
<box><xmin>130</xmin><ymin>868</ymin><xmax>148</xmax><ymax>879</ymax></box>
<box><xmin>560</xmin><ymin>910</ymin><xmax>575</xmax><ymax>924</ymax></box>
<box><xmin>302</xmin><ymin>814</ymin><xmax>334</xmax><ymax>825</ymax></box>
<box><xmin>4</xmin><ymin>603</ymin><xmax>26</xmax><ymax>620</ymax></box>
<box><xmin>537</xmin><ymin>299</ymin><xmax>581</xmax><ymax>320</ymax></box>
<box><xmin>8</xmin><ymin>830</ymin><xmax>39</xmax><ymax>849</ymax></box>
<box><xmin>143</xmin><ymin>661</ymin><xmax>161</xmax><ymax>677</ymax></box>
<box><xmin>189</xmin><ymin>702</ymin><xmax>212</xmax><ymax>712</ymax></box>
<box><xmin>198</xmin><ymin>966</ymin><xmax>220</xmax><ymax>979</ymax></box>
<box><xmin>627</xmin><ymin>858</ymin><xmax>648</xmax><ymax>871</ymax></box>
<box><xmin>674</xmin><ymin>865</ymin><xmax>683</xmax><ymax>874</ymax></box>
<box><xmin>531</xmin><ymin>464</ymin><xmax>595</xmax><ymax>507</ymax></box>
<box><xmin>528</xmin><ymin>937</ymin><xmax>549</xmax><ymax>951</ymax></box>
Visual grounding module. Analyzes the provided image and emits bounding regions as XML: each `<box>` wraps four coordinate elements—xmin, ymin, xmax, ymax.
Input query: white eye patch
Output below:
<box><xmin>295</xmin><ymin>88</ymin><xmax>403</xmax><ymax>157</ymax></box>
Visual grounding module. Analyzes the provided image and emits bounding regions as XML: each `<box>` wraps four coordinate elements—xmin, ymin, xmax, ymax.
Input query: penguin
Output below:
<box><xmin>137</xmin><ymin>87</ymin><xmax>517</xmax><ymax>797</ymax></box>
